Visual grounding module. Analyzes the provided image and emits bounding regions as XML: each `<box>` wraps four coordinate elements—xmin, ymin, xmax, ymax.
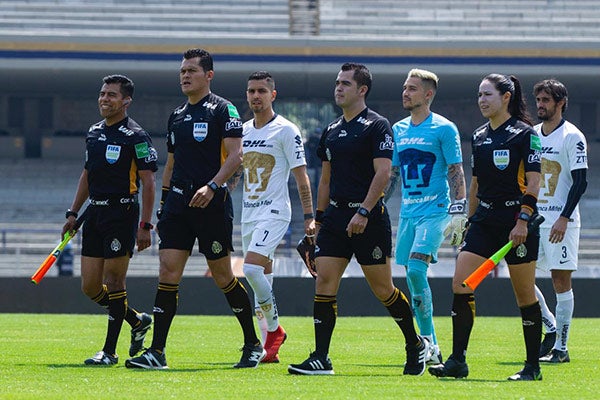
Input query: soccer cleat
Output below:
<box><xmin>288</xmin><ymin>352</ymin><xmax>334</xmax><ymax>375</ymax></box>
<box><xmin>129</xmin><ymin>313</ymin><xmax>152</xmax><ymax>357</ymax></box>
<box><xmin>84</xmin><ymin>351</ymin><xmax>118</xmax><ymax>366</ymax></box>
<box><xmin>540</xmin><ymin>349</ymin><xmax>570</xmax><ymax>363</ymax></box>
<box><xmin>233</xmin><ymin>343</ymin><xmax>266</xmax><ymax>368</ymax></box>
<box><xmin>403</xmin><ymin>336</ymin><xmax>429</xmax><ymax>376</ymax></box>
<box><xmin>262</xmin><ymin>325</ymin><xmax>287</xmax><ymax>363</ymax></box>
<box><xmin>125</xmin><ymin>348</ymin><xmax>168</xmax><ymax>369</ymax></box>
<box><xmin>539</xmin><ymin>331</ymin><xmax>556</xmax><ymax>358</ymax></box>
<box><xmin>428</xmin><ymin>355</ymin><xmax>469</xmax><ymax>378</ymax></box>
<box><xmin>508</xmin><ymin>363</ymin><xmax>542</xmax><ymax>381</ymax></box>
<box><xmin>426</xmin><ymin>344</ymin><xmax>444</xmax><ymax>365</ymax></box>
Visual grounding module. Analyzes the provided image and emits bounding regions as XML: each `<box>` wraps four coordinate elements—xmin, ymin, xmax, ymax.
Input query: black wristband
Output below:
<box><xmin>304</xmin><ymin>212</ymin><xmax>314</xmax><ymax>220</ymax></box>
<box><xmin>521</xmin><ymin>193</ymin><xmax>537</xmax><ymax>210</ymax></box>
<box><xmin>315</xmin><ymin>210</ymin><xmax>325</xmax><ymax>223</ymax></box>
<box><xmin>65</xmin><ymin>210</ymin><xmax>78</xmax><ymax>219</ymax></box>
<box><xmin>160</xmin><ymin>186</ymin><xmax>169</xmax><ymax>205</ymax></box>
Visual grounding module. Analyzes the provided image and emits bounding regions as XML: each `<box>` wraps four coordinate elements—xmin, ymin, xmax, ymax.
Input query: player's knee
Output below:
<box><xmin>406</xmin><ymin>259</ymin><xmax>429</xmax><ymax>286</ymax></box>
<box><xmin>243</xmin><ymin>263</ymin><xmax>265</xmax><ymax>286</ymax></box>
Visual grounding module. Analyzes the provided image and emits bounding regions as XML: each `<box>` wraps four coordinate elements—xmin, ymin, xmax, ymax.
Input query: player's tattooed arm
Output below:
<box><xmin>448</xmin><ymin>163</ymin><xmax>467</xmax><ymax>201</ymax></box>
<box><xmin>383</xmin><ymin>166</ymin><xmax>401</xmax><ymax>202</ymax></box>
<box><xmin>227</xmin><ymin>165</ymin><xmax>243</xmax><ymax>192</ymax></box>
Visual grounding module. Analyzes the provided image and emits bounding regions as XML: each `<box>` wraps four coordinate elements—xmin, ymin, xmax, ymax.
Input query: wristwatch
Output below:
<box><xmin>357</xmin><ymin>207</ymin><xmax>370</xmax><ymax>218</ymax></box>
<box><xmin>517</xmin><ymin>212</ymin><xmax>531</xmax><ymax>222</ymax></box>
<box><xmin>207</xmin><ymin>181</ymin><xmax>219</xmax><ymax>192</ymax></box>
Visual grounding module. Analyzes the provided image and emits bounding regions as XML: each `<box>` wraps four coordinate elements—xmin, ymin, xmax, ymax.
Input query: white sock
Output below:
<box><xmin>535</xmin><ymin>285</ymin><xmax>556</xmax><ymax>333</ymax></box>
<box><xmin>254</xmin><ymin>273</ymin><xmax>274</xmax><ymax>343</ymax></box>
<box><xmin>555</xmin><ymin>289</ymin><xmax>574</xmax><ymax>352</ymax></box>
<box><xmin>244</xmin><ymin>263</ymin><xmax>279</xmax><ymax>333</ymax></box>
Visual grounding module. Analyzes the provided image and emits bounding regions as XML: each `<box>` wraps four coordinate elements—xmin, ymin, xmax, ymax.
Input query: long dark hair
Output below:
<box><xmin>484</xmin><ymin>74</ymin><xmax>533</xmax><ymax>126</ymax></box>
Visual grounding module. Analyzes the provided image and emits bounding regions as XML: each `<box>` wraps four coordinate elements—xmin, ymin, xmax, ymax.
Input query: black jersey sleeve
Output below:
<box><xmin>370</xmin><ymin>117</ymin><xmax>394</xmax><ymax>159</ymax></box>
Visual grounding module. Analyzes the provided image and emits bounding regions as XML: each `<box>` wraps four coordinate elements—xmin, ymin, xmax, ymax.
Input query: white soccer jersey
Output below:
<box><xmin>241</xmin><ymin>114</ymin><xmax>306</xmax><ymax>223</ymax></box>
<box><xmin>535</xmin><ymin>120</ymin><xmax>588</xmax><ymax>228</ymax></box>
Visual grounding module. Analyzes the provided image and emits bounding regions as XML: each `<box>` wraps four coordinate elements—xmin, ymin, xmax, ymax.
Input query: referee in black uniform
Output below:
<box><xmin>63</xmin><ymin>74</ymin><xmax>157</xmax><ymax>366</ymax></box>
<box><xmin>429</xmin><ymin>74</ymin><xmax>543</xmax><ymax>381</ymax></box>
<box><xmin>288</xmin><ymin>63</ymin><xmax>428</xmax><ymax>376</ymax></box>
<box><xmin>126</xmin><ymin>48</ymin><xmax>263</xmax><ymax>369</ymax></box>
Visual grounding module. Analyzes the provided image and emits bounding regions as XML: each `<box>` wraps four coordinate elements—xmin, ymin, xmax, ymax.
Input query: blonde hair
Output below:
<box><xmin>408</xmin><ymin>68</ymin><xmax>439</xmax><ymax>91</ymax></box>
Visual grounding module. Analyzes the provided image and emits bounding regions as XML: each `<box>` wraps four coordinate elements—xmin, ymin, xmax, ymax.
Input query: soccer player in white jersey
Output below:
<box><xmin>533</xmin><ymin>79</ymin><xmax>588</xmax><ymax>363</ymax></box>
<box><xmin>241</xmin><ymin>71</ymin><xmax>316</xmax><ymax>363</ymax></box>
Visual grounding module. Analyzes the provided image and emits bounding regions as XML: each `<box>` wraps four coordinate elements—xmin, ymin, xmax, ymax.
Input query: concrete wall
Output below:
<box><xmin>3</xmin><ymin>277</ymin><xmax>598</xmax><ymax>317</ymax></box>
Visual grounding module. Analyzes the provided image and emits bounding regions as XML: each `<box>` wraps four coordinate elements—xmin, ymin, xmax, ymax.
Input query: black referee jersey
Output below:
<box><xmin>317</xmin><ymin>107</ymin><xmax>394</xmax><ymax>201</ymax></box>
<box><xmin>85</xmin><ymin>116</ymin><xmax>158</xmax><ymax>198</ymax></box>
<box><xmin>471</xmin><ymin>117</ymin><xmax>541</xmax><ymax>204</ymax></box>
<box><xmin>166</xmin><ymin>92</ymin><xmax>243</xmax><ymax>187</ymax></box>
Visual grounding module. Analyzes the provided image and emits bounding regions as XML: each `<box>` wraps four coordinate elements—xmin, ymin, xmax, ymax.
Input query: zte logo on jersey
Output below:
<box><xmin>243</xmin><ymin>140</ymin><xmax>269</xmax><ymax>148</ymax></box>
<box><xmin>398</xmin><ymin>137</ymin><xmax>426</xmax><ymax>146</ymax></box>
<box><xmin>505</xmin><ymin>125</ymin><xmax>523</xmax><ymax>135</ymax></box>
<box><xmin>357</xmin><ymin>117</ymin><xmax>373</xmax><ymax>126</ymax></box>
<box><xmin>118</xmin><ymin>126</ymin><xmax>135</xmax><ymax>136</ymax></box>
<box><xmin>203</xmin><ymin>101</ymin><xmax>217</xmax><ymax>110</ymax></box>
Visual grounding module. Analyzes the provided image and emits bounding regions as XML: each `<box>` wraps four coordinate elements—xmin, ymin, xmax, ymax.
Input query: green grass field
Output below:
<box><xmin>1</xmin><ymin>314</ymin><xmax>598</xmax><ymax>399</ymax></box>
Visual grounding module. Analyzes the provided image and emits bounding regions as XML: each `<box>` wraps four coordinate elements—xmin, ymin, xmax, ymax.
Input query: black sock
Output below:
<box><xmin>451</xmin><ymin>293</ymin><xmax>475</xmax><ymax>363</ymax></box>
<box><xmin>102</xmin><ymin>290</ymin><xmax>127</xmax><ymax>355</ymax></box>
<box><xmin>222</xmin><ymin>278</ymin><xmax>259</xmax><ymax>346</ymax></box>
<box><xmin>150</xmin><ymin>282</ymin><xmax>179</xmax><ymax>352</ymax></box>
<box><xmin>382</xmin><ymin>288</ymin><xmax>419</xmax><ymax>346</ymax></box>
<box><xmin>91</xmin><ymin>285</ymin><xmax>109</xmax><ymax>309</ymax></box>
<box><xmin>520</xmin><ymin>302</ymin><xmax>542</xmax><ymax>367</ymax></box>
<box><xmin>92</xmin><ymin>284</ymin><xmax>139</xmax><ymax>328</ymax></box>
<box><xmin>314</xmin><ymin>294</ymin><xmax>337</xmax><ymax>357</ymax></box>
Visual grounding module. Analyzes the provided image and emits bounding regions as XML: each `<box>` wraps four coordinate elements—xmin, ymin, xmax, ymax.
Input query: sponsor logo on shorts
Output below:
<box><xmin>372</xmin><ymin>246</ymin><xmax>383</xmax><ymax>260</ymax></box>
<box><xmin>110</xmin><ymin>238</ymin><xmax>122</xmax><ymax>252</ymax></box>
<box><xmin>211</xmin><ymin>241</ymin><xmax>223</xmax><ymax>254</ymax></box>
<box><xmin>516</xmin><ymin>243</ymin><xmax>527</xmax><ymax>258</ymax></box>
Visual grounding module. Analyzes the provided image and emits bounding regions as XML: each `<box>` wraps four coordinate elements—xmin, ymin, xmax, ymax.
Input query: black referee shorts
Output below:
<box><xmin>157</xmin><ymin>188</ymin><xmax>234</xmax><ymax>260</ymax></box>
<box><xmin>461</xmin><ymin>220</ymin><xmax>539</xmax><ymax>265</ymax></box>
<box><xmin>82</xmin><ymin>203</ymin><xmax>138</xmax><ymax>259</ymax></box>
<box><xmin>315</xmin><ymin>202</ymin><xmax>391</xmax><ymax>266</ymax></box>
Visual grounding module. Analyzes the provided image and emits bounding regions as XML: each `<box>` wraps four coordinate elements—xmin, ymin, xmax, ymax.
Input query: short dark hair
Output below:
<box><xmin>183</xmin><ymin>48</ymin><xmax>214</xmax><ymax>73</ymax></box>
<box><xmin>102</xmin><ymin>74</ymin><xmax>134</xmax><ymax>98</ymax></box>
<box><xmin>248</xmin><ymin>71</ymin><xmax>275</xmax><ymax>90</ymax></box>
<box><xmin>483</xmin><ymin>73</ymin><xmax>533</xmax><ymax>125</ymax></box>
<box><xmin>341</xmin><ymin>62</ymin><xmax>372</xmax><ymax>98</ymax></box>
<box><xmin>533</xmin><ymin>79</ymin><xmax>568</xmax><ymax>113</ymax></box>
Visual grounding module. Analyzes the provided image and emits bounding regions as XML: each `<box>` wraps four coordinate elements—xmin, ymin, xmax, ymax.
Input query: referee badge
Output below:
<box><xmin>193</xmin><ymin>122</ymin><xmax>208</xmax><ymax>142</ymax></box>
<box><xmin>105</xmin><ymin>144</ymin><xmax>121</xmax><ymax>164</ymax></box>
<box><xmin>493</xmin><ymin>149</ymin><xmax>509</xmax><ymax>170</ymax></box>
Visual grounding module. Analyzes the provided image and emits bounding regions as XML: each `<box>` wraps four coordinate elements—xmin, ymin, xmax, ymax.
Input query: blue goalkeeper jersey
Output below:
<box><xmin>391</xmin><ymin>112</ymin><xmax>462</xmax><ymax>218</ymax></box>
